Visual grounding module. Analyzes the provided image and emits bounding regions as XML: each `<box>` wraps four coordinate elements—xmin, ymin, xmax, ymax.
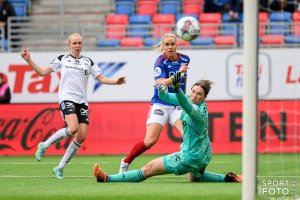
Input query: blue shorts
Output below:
<box><xmin>162</xmin><ymin>151</ymin><xmax>208</xmax><ymax>178</ymax></box>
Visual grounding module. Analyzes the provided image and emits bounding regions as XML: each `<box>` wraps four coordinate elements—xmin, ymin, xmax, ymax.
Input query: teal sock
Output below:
<box><xmin>198</xmin><ymin>171</ymin><xmax>225</xmax><ymax>182</ymax></box>
<box><xmin>107</xmin><ymin>169</ymin><xmax>145</xmax><ymax>182</ymax></box>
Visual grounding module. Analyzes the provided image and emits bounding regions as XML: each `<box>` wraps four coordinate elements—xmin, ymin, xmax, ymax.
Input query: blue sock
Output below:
<box><xmin>107</xmin><ymin>169</ymin><xmax>145</xmax><ymax>182</ymax></box>
<box><xmin>198</xmin><ymin>171</ymin><xmax>225</xmax><ymax>182</ymax></box>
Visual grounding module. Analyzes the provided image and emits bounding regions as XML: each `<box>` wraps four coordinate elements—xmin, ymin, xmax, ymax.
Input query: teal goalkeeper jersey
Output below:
<box><xmin>158</xmin><ymin>89</ymin><xmax>212</xmax><ymax>165</ymax></box>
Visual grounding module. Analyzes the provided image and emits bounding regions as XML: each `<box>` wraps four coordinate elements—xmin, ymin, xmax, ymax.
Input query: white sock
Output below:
<box><xmin>43</xmin><ymin>127</ymin><xmax>72</xmax><ymax>149</ymax></box>
<box><xmin>58</xmin><ymin>139</ymin><xmax>81</xmax><ymax>170</ymax></box>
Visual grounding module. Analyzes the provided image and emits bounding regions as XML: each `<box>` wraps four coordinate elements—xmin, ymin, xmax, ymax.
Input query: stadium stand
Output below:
<box><xmin>3</xmin><ymin>0</ymin><xmax>300</xmax><ymax>51</ymax></box>
<box><xmin>120</xmin><ymin>37</ymin><xmax>144</xmax><ymax>47</ymax></box>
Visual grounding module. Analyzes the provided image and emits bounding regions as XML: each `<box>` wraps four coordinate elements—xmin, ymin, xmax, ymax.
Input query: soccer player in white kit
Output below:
<box><xmin>119</xmin><ymin>33</ymin><xmax>189</xmax><ymax>173</ymax></box>
<box><xmin>21</xmin><ymin>33</ymin><xmax>126</xmax><ymax>179</ymax></box>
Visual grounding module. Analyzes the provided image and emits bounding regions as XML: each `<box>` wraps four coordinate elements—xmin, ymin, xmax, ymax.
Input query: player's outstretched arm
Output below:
<box><xmin>156</xmin><ymin>83</ymin><xmax>179</xmax><ymax>105</ymax></box>
<box><xmin>96</xmin><ymin>74</ymin><xmax>126</xmax><ymax>85</ymax></box>
<box><xmin>20</xmin><ymin>48</ymin><xmax>53</xmax><ymax>76</ymax></box>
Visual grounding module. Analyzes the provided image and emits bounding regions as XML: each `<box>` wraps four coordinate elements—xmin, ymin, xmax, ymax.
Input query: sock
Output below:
<box><xmin>107</xmin><ymin>169</ymin><xmax>145</xmax><ymax>182</ymax></box>
<box><xmin>57</xmin><ymin>139</ymin><xmax>81</xmax><ymax>170</ymax></box>
<box><xmin>198</xmin><ymin>171</ymin><xmax>225</xmax><ymax>182</ymax></box>
<box><xmin>43</xmin><ymin>127</ymin><xmax>72</xmax><ymax>149</ymax></box>
<box><xmin>124</xmin><ymin>141</ymin><xmax>149</xmax><ymax>164</ymax></box>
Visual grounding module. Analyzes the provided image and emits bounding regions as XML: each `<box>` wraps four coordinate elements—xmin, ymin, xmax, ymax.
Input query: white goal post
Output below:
<box><xmin>242</xmin><ymin>1</ymin><xmax>259</xmax><ymax>200</ymax></box>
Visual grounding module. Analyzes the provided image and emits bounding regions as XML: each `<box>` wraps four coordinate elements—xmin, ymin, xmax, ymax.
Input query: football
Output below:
<box><xmin>175</xmin><ymin>16</ymin><xmax>201</xmax><ymax>42</ymax></box>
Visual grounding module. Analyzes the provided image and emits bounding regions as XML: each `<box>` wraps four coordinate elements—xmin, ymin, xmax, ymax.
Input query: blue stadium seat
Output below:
<box><xmin>129</xmin><ymin>15</ymin><xmax>151</xmax><ymax>24</ymax></box>
<box><xmin>143</xmin><ymin>37</ymin><xmax>161</xmax><ymax>46</ymax></box>
<box><xmin>269</xmin><ymin>12</ymin><xmax>292</xmax><ymax>22</ymax></box>
<box><xmin>128</xmin><ymin>15</ymin><xmax>152</xmax><ymax>38</ymax></box>
<box><xmin>115</xmin><ymin>2</ymin><xmax>134</xmax><ymax>15</ymax></box>
<box><xmin>10</xmin><ymin>0</ymin><xmax>29</xmax><ymax>4</ymax></box>
<box><xmin>159</xmin><ymin>1</ymin><xmax>180</xmax><ymax>15</ymax></box>
<box><xmin>12</xmin><ymin>3</ymin><xmax>27</xmax><ymax>16</ymax></box>
<box><xmin>190</xmin><ymin>37</ymin><xmax>214</xmax><ymax>46</ymax></box>
<box><xmin>215</xmin><ymin>0</ymin><xmax>229</xmax><ymax>6</ymax></box>
<box><xmin>97</xmin><ymin>39</ymin><xmax>120</xmax><ymax>47</ymax></box>
<box><xmin>285</xmin><ymin>35</ymin><xmax>300</xmax><ymax>44</ymax></box>
<box><xmin>0</xmin><ymin>39</ymin><xmax>8</xmax><ymax>50</ymax></box>
<box><xmin>176</xmin><ymin>14</ymin><xmax>198</xmax><ymax>22</ymax></box>
<box><xmin>270</xmin><ymin>25</ymin><xmax>290</xmax><ymax>35</ymax></box>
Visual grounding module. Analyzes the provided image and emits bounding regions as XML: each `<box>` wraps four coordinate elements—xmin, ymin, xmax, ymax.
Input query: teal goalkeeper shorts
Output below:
<box><xmin>162</xmin><ymin>151</ymin><xmax>208</xmax><ymax>178</ymax></box>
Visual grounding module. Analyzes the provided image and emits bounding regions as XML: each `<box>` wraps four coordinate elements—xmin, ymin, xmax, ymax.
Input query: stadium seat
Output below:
<box><xmin>190</xmin><ymin>36</ymin><xmax>214</xmax><ymax>46</ymax></box>
<box><xmin>285</xmin><ymin>34</ymin><xmax>300</xmax><ymax>44</ymax></box>
<box><xmin>269</xmin><ymin>12</ymin><xmax>292</xmax><ymax>22</ymax></box>
<box><xmin>183</xmin><ymin>2</ymin><xmax>203</xmax><ymax>15</ymax></box>
<box><xmin>292</xmin><ymin>12</ymin><xmax>300</xmax><ymax>21</ymax></box>
<box><xmin>115</xmin><ymin>2</ymin><xmax>134</xmax><ymax>15</ymax></box>
<box><xmin>260</xmin><ymin>34</ymin><xmax>284</xmax><ymax>45</ymax></box>
<box><xmin>221</xmin><ymin>23</ymin><xmax>239</xmax><ymax>36</ymax></box>
<box><xmin>176</xmin><ymin>14</ymin><xmax>198</xmax><ymax>22</ymax></box>
<box><xmin>258</xmin><ymin>12</ymin><xmax>268</xmax><ymax>36</ymax></box>
<box><xmin>97</xmin><ymin>38</ymin><xmax>120</xmax><ymax>47</ymax></box>
<box><xmin>137</xmin><ymin>1</ymin><xmax>158</xmax><ymax>16</ymax></box>
<box><xmin>143</xmin><ymin>37</ymin><xmax>161</xmax><ymax>46</ymax></box>
<box><xmin>159</xmin><ymin>1</ymin><xmax>180</xmax><ymax>15</ymax></box>
<box><xmin>259</xmin><ymin>12</ymin><xmax>268</xmax><ymax>23</ymax></box>
<box><xmin>269</xmin><ymin>25</ymin><xmax>290</xmax><ymax>36</ymax></box>
<box><xmin>120</xmin><ymin>37</ymin><xmax>144</xmax><ymax>47</ymax></box>
<box><xmin>292</xmin><ymin>24</ymin><xmax>300</xmax><ymax>35</ymax></box>
<box><xmin>12</xmin><ymin>3</ymin><xmax>27</xmax><ymax>16</ymax></box>
<box><xmin>129</xmin><ymin>15</ymin><xmax>151</xmax><ymax>24</ymax></box>
<box><xmin>214</xmin><ymin>35</ymin><xmax>236</xmax><ymax>46</ymax></box>
<box><xmin>106</xmin><ymin>14</ymin><xmax>129</xmax><ymax>25</ymax></box>
<box><xmin>199</xmin><ymin>13</ymin><xmax>222</xmax><ymax>23</ymax></box>
<box><xmin>152</xmin><ymin>14</ymin><xmax>175</xmax><ymax>37</ymax></box>
<box><xmin>106</xmin><ymin>15</ymin><xmax>129</xmax><ymax>39</ymax></box>
<box><xmin>200</xmin><ymin>25</ymin><xmax>219</xmax><ymax>37</ymax></box>
<box><xmin>176</xmin><ymin>38</ymin><xmax>190</xmax><ymax>47</ymax></box>
<box><xmin>0</xmin><ymin>39</ymin><xmax>8</xmax><ymax>50</ymax></box>
<box><xmin>128</xmin><ymin>15</ymin><xmax>152</xmax><ymax>38</ymax></box>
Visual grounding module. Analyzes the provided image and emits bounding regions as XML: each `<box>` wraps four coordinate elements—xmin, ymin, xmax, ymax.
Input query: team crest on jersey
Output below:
<box><xmin>74</xmin><ymin>59</ymin><xmax>80</xmax><ymax>65</ymax></box>
<box><xmin>154</xmin><ymin>67</ymin><xmax>162</xmax><ymax>77</ymax></box>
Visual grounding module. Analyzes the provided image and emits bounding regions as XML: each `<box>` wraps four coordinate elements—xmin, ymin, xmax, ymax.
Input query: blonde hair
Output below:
<box><xmin>153</xmin><ymin>33</ymin><xmax>178</xmax><ymax>51</ymax></box>
<box><xmin>67</xmin><ymin>33</ymin><xmax>82</xmax><ymax>45</ymax></box>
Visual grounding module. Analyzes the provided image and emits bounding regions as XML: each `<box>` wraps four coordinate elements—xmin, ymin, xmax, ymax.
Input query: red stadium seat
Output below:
<box><xmin>106</xmin><ymin>27</ymin><xmax>127</xmax><ymax>39</ymax></box>
<box><xmin>292</xmin><ymin>25</ymin><xmax>300</xmax><ymax>35</ymax></box>
<box><xmin>259</xmin><ymin>12</ymin><xmax>268</xmax><ymax>23</ymax></box>
<box><xmin>120</xmin><ymin>37</ymin><xmax>144</xmax><ymax>47</ymax></box>
<box><xmin>259</xmin><ymin>12</ymin><xmax>268</xmax><ymax>36</ymax></box>
<box><xmin>199</xmin><ymin>13</ymin><xmax>222</xmax><ymax>23</ymax></box>
<box><xmin>292</xmin><ymin>12</ymin><xmax>300</xmax><ymax>21</ymax></box>
<box><xmin>137</xmin><ymin>1</ymin><xmax>158</xmax><ymax>16</ymax></box>
<box><xmin>260</xmin><ymin>35</ymin><xmax>284</xmax><ymax>45</ymax></box>
<box><xmin>106</xmin><ymin>14</ymin><xmax>129</xmax><ymax>25</ymax></box>
<box><xmin>200</xmin><ymin>24</ymin><xmax>219</xmax><ymax>37</ymax></box>
<box><xmin>183</xmin><ymin>3</ymin><xmax>203</xmax><ymax>15</ymax></box>
<box><xmin>214</xmin><ymin>35</ymin><xmax>236</xmax><ymax>46</ymax></box>
<box><xmin>177</xmin><ymin>38</ymin><xmax>190</xmax><ymax>46</ymax></box>
<box><xmin>152</xmin><ymin>14</ymin><xmax>175</xmax><ymax>36</ymax></box>
<box><xmin>106</xmin><ymin>14</ymin><xmax>128</xmax><ymax>39</ymax></box>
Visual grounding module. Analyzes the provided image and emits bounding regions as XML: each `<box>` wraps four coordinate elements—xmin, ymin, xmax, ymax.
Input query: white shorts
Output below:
<box><xmin>146</xmin><ymin>103</ymin><xmax>182</xmax><ymax>126</ymax></box>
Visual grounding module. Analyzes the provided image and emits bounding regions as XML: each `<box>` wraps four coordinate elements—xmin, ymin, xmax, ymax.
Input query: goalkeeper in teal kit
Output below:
<box><xmin>93</xmin><ymin>72</ymin><xmax>242</xmax><ymax>183</ymax></box>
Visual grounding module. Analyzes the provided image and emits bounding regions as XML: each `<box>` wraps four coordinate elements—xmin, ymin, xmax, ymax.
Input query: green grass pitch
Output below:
<box><xmin>0</xmin><ymin>154</ymin><xmax>298</xmax><ymax>200</ymax></box>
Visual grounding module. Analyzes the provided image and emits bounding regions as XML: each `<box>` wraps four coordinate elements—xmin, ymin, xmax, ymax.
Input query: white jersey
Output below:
<box><xmin>49</xmin><ymin>54</ymin><xmax>103</xmax><ymax>105</ymax></box>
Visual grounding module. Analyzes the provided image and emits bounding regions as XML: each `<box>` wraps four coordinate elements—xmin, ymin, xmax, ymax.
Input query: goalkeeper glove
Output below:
<box><xmin>172</xmin><ymin>72</ymin><xmax>182</xmax><ymax>92</ymax></box>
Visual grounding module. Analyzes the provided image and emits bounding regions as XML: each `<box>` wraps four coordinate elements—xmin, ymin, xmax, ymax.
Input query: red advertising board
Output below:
<box><xmin>0</xmin><ymin>101</ymin><xmax>299</xmax><ymax>155</ymax></box>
